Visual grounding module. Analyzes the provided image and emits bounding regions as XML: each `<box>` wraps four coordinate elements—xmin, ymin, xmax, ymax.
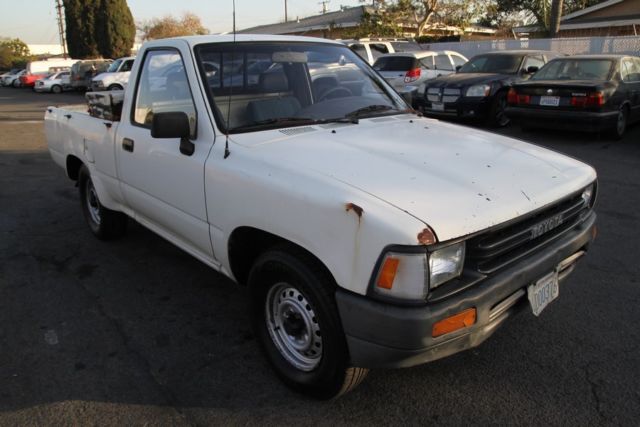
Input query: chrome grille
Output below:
<box><xmin>466</xmin><ymin>192</ymin><xmax>590</xmax><ymax>275</ymax></box>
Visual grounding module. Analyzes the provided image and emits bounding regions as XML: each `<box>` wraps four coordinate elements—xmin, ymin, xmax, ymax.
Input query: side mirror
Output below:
<box><xmin>455</xmin><ymin>65</ymin><xmax>462</xmax><ymax>72</ymax></box>
<box><xmin>151</xmin><ymin>111</ymin><xmax>195</xmax><ymax>156</ymax></box>
<box><xmin>526</xmin><ymin>66</ymin><xmax>539</xmax><ymax>74</ymax></box>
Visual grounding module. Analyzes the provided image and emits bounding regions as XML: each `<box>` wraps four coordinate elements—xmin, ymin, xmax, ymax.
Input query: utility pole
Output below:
<box><xmin>284</xmin><ymin>0</ymin><xmax>288</xmax><ymax>22</ymax></box>
<box><xmin>318</xmin><ymin>0</ymin><xmax>331</xmax><ymax>14</ymax></box>
<box><xmin>55</xmin><ymin>0</ymin><xmax>68</xmax><ymax>58</ymax></box>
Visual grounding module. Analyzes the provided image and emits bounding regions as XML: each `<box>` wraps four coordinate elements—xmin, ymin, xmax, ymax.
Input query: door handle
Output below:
<box><xmin>122</xmin><ymin>138</ymin><xmax>134</xmax><ymax>152</ymax></box>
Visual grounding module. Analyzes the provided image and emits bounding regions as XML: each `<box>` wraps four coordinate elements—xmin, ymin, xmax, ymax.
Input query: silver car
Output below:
<box><xmin>34</xmin><ymin>71</ymin><xmax>71</xmax><ymax>93</ymax></box>
<box><xmin>373</xmin><ymin>51</ymin><xmax>468</xmax><ymax>104</ymax></box>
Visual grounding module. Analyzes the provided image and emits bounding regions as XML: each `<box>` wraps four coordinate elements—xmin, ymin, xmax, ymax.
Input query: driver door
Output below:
<box><xmin>116</xmin><ymin>47</ymin><xmax>217</xmax><ymax>262</ymax></box>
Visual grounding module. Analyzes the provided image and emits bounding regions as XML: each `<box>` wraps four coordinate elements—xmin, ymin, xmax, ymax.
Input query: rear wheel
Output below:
<box><xmin>610</xmin><ymin>105</ymin><xmax>628</xmax><ymax>140</ymax></box>
<box><xmin>51</xmin><ymin>84</ymin><xmax>62</xmax><ymax>94</ymax></box>
<box><xmin>248</xmin><ymin>247</ymin><xmax>368</xmax><ymax>399</ymax></box>
<box><xmin>78</xmin><ymin>165</ymin><xmax>127</xmax><ymax>240</ymax></box>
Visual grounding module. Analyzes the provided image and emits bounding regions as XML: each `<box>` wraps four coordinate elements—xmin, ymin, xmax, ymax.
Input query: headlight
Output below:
<box><xmin>373</xmin><ymin>242</ymin><xmax>466</xmax><ymax>301</ymax></box>
<box><xmin>94</xmin><ymin>80</ymin><xmax>104</xmax><ymax>87</ymax></box>
<box><xmin>466</xmin><ymin>84</ymin><xmax>491</xmax><ymax>97</ymax></box>
<box><xmin>581</xmin><ymin>183</ymin><xmax>596</xmax><ymax>207</ymax></box>
<box><xmin>429</xmin><ymin>242</ymin><xmax>465</xmax><ymax>289</ymax></box>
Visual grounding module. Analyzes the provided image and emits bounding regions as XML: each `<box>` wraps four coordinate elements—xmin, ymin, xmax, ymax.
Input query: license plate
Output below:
<box><xmin>527</xmin><ymin>271</ymin><xmax>559</xmax><ymax>316</ymax></box>
<box><xmin>431</xmin><ymin>102</ymin><xmax>444</xmax><ymax>111</ymax></box>
<box><xmin>540</xmin><ymin>96</ymin><xmax>560</xmax><ymax>107</ymax></box>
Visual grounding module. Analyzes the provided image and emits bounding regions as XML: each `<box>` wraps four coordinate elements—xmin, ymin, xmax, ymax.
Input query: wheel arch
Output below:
<box><xmin>66</xmin><ymin>154</ymin><xmax>83</xmax><ymax>181</ymax></box>
<box><xmin>227</xmin><ymin>226</ymin><xmax>337</xmax><ymax>288</ymax></box>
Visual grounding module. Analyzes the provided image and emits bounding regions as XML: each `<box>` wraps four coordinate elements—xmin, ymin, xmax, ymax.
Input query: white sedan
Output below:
<box><xmin>34</xmin><ymin>71</ymin><xmax>71</xmax><ymax>93</ymax></box>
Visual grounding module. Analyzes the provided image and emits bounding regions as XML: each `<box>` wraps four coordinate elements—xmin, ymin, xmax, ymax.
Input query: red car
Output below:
<box><xmin>19</xmin><ymin>72</ymin><xmax>48</xmax><ymax>88</ymax></box>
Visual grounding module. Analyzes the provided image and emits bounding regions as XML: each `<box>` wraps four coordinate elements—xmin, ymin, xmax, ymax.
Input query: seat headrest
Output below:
<box><xmin>260</xmin><ymin>72</ymin><xmax>288</xmax><ymax>92</ymax></box>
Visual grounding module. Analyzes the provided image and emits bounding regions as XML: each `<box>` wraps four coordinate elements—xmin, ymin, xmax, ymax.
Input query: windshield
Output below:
<box><xmin>532</xmin><ymin>59</ymin><xmax>613</xmax><ymax>81</ymax></box>
<box><xmin>107</xmin><ymin>59</ymin><xmax>122</xmax><ymax>73</ymax></box>
<box><xmin>458</xmin><ymin>54</ymin><xmax>524</xmax><ymax>74</ymax></box>
<box><xmin>195</xmin><ymin>42</ymin><xmax>409</xmax><ymax>133</ymax></box>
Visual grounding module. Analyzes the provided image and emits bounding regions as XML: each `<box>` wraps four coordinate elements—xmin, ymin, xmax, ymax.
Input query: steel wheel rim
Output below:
<box><xmin>265</xmin><ymin>283</ymin><xmax>322</xmax><ymax>372</ymax></box>
<box><xmin>86</xmin><ymin>179</ymin><xmax>101</xmax><ymax>225</ymax></box>
<box><xmin>617</xmin><ymin>109</ymin><xmax>626</xmax><ymax>136</ymax></box>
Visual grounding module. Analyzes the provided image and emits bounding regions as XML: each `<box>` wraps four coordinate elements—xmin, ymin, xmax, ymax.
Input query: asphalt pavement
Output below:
<box><xmin>1</xmin><ymin>87</ymin><xmax>639</xmax><ymax>426</ymax></box>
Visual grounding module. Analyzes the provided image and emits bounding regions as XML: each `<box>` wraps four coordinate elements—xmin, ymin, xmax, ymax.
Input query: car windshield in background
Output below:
<box><xmin>107</xmin><ymin>59</ymin><xmax>122</xmax><ymax>73</ymax></box>
<box><xmin>532</xmin><ymin>59</ymin><xmax>613</xmax><ymax>81</ymax></box>
<box><xmin>195</xmin><ymin>42</ymin><xmax>408</xmax><ymax>133</ymax></box>
<box><xmin>458</xmin><ymin>54</ymin><xmax>523</xmax><ymax>74</ymax></box>
<box><xmin>373</xmin><ymin>56</ymin><xmax>417</xmax><ymax>71</ymax></box>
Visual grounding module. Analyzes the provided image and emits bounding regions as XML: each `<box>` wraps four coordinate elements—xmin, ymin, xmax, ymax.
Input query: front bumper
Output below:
<box><xmin>418</xmin><ymin>97</ymin><xmax>492</xmax><ymax>121</ymax></box>
<box><xmin>506</xmin><ymin>107</ymin><xmax>618</xmax><ymax>132</ymax></box>
<box><xmin>336</xmin><ymin>211</ymin><xmax>596</xmax><ymax>369</ymax></box>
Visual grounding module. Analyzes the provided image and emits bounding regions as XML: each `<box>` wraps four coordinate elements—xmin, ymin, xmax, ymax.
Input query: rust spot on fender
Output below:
<box><xmin>345</xmin><ymin>203</ymin><xmax>363</xmax><ymax>219</ymax></box>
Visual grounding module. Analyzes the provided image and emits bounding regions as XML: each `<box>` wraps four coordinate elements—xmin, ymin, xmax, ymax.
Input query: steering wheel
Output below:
<box><xmin>318</xmin><ymin>86</ymin><xmax>353</xmax><ymax>101</ymax></box>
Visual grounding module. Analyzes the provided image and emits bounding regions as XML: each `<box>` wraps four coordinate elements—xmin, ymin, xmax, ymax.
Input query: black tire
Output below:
<box><xmin>107</xmin><ymin>84</ymin><xmax>123</xmax><ymax>91</ymax></box>
<box><xmin>248</xmin><ymin>246</ymin><xmax>368</xmax><ymax>399</ymax></box>
<box><xmin>12</xmin><ymin>79</ymin><xmax>20</xmax><ymax>88</ymax></box>
<box><xmin>488</xmin><ymin>91</ymin><xmax>510</xmax><ymax>127</ymax></box>
<box><xmin>51</xmin><ymin>85</ymin><xmax>62</xmax><ymax>94</ymax></box>
<box><xmin>78</xmin><ymin>165</ymin><xmax>127</xmax><ymax>240</ymax></box>
<box><xmin>610</xmin><ymin>105</ymin><xmax>628</xmax><ymax>140</ymax></box>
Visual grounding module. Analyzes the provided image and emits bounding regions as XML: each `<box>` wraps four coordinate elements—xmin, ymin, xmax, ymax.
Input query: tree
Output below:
<box><xmin>63</xmin><ymin>0</ymin><xmax>100</xmax><ymax>58</ymax></box>
<box><xmin>0</xmin><ymin>38</ymin><xmax>31</xmax><ymax>69</ymax></box>
<box><xmin>488</xmin><ymin>0</ymin><xmax>605</xmax><ymax>36</ymax></box>
<box><xmin>549</xmin><ymin>0</ymin><xmax>563</xmax><ymax>37</ymax></box>
<box><xmin>96</xmin><ymin>0</ymin><xmax>136</xmax><ymax>58</ymax></box>
<box><xmin>139</xmin><ymin>13</ymin><xmax>208</xmax><ymax>41</ymax></box>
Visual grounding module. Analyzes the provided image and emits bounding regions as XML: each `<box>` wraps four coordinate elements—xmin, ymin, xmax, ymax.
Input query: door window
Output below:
<box><xmin>434</xmin><ymin>54</ymin><xmax>453</xmax><ymax>71</ymax></box>
<box><xmin>350</xmin><ymin>44</ymin><xmax>367</xmax><ymax>61</ymax></box>
<box><xmin>369</xmin><ymin>44</ymin><xmax>389</xmax><ymax>60</ymax></box>
<box><xmin>121</xmin><ymin>60</ymin><xmax>134</xmax><ymax>72</ymax></box>
<box><xmin>523</xmin><ymin>56</ymin><xmax>545</xmax><ymax>72</ymax></box>
<box><xmin>621</xmin><ymin>58</ymin><xmax>640</xmax><ymax>82</ymax></box>
<box><xmin>132</xmin><ymin>50</ymin><xmax>197</xmax><ymax>138</ymax></box>
<box><xmin>419</xmin><ymin>56</ymin><xmax>434</xmax><ymax>69</ymax></box>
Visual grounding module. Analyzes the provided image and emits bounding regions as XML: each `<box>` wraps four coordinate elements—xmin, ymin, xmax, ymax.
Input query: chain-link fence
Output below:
<box><xmin>421</xmin><ymin>35</ymin><xmax>640</xmax><ymax>58</ymax></box>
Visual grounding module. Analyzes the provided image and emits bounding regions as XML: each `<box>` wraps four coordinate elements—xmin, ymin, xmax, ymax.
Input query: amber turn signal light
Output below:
<box><xmin>376</xmin><ymin>257</ymin><xmax>400</xmax><ymax>289</ymax></box>
<box><xmin>432</xmin><ymin>308</ymin><xmax>477</xmax><ymax>337</ymax></box>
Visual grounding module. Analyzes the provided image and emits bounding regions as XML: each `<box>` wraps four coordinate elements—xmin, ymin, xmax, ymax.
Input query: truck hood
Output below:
<box><xmin>233</xmin><ymin>115</ymin><xmax>595</xmax><ymax>241</ymax></box>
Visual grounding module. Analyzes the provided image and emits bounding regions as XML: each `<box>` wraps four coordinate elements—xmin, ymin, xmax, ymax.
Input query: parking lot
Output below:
<box><xmin>1</xmin><ymin>87</ymin><xmax>639</xmax><ymax>425</ymax></box>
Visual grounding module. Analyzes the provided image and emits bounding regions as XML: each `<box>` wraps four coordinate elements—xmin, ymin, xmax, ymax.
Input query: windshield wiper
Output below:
<box><xmin>345</xmin><ymin>104</ymin><xmax>396</xmax><ymax>119</ymax></box>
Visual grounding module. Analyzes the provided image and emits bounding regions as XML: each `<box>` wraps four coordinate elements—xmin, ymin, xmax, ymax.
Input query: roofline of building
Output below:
<box><xmin>514</xmin><ymin>17</ymin><xmax>640</xmax><ymax>33</ymax></box>
<box><xmin>561</xmin><ymin>0</ymin><xmax>625</xmax><ymax>22</ymax></box>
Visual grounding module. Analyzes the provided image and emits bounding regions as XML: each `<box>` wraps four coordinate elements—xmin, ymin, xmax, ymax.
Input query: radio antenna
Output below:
<box><xmin>224</xmin><ymin>0</ymin><xmax>236</xmax><ymax>159</ymax></box>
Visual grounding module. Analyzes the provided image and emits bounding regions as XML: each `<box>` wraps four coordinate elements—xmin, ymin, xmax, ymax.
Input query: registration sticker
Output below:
<box><xmin>527</xmin><ymin>271</ymin><xmax>559</xmax><ymax>316</ymax></box>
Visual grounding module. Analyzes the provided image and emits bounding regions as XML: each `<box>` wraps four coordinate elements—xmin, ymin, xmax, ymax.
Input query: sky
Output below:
<box><xmin>0</xmin><ymin>0</ymin><xmax>366</xmax><ymax>45</ymax></box>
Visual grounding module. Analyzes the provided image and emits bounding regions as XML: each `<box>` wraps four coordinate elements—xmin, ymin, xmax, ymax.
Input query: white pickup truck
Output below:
<box><xmin>46</xmin><ymin>35</ymin><xmax>598</xmax><ymax>399</ymax></box>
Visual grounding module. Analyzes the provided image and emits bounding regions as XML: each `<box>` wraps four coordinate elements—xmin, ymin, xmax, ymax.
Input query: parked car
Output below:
<box><xmin>20</xmin><ymin>71</ymin><xmax>52</xmax><ymax>88</ymax></box>
<box><xmin>2</xmin><ymin>69</ymin><xmax>26</xmax><ymax>87</ymax></box>
<box><xmin>506</xmin><ymin>55</ymin><xmax>640</xmax><ymax>139</ymax></box>
<box><xmin>26</xmin><ymin>59</ymin><xmax>78</xmax><ymax>75</ymax></box>
<box><xmin>341</xmin><ymin>38</ymin><xmax>422</xmax><ymax>65</ymax></box>
<box><xmin>70</xmin><ymin>59</ymin><xmax>113</xmax><ymax>91</ymax></box>
<box><xmin>34</xmin><ymin>71</ymin><xmax>71</xmax><ymax>93</ymax></box>
<box><xmin>45</xmin><ymin>35</ymin><xmax>597</xmax><ymax>399</ymax></box>
<box><xmin>373</xmin><ymin>51</ymin><xmax>468</xmax><ymax>106</ymax></box>
<box><xmin>91</xmin><ymin>56</ymin><xmax>135</xmax><ymax>91</ymax></box>
<box><xmin>417</xmin><ymin>50</ymin><xmax>559</xmax><ymax>126</ymax></box>
<box><xmin>0</xmin><ymin>68</ymin><xmax>22</xmax><ymax>81</ymax></box>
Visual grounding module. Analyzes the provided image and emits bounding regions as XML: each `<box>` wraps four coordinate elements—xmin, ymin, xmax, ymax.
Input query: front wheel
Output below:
<box><xmin>248</xmin><ymin>247</ymin><xmax>368</xmax><ymax>399</ymax></box>
<box><xmin>78</xmin><ymin>165</ymin><xmax>127</xmax><ymax>240</ymax></box>
<box><xmin>107</xmin><ymin>84</ymin><xmax>123</xmax><ymax>91</ymax></box>
<box><xmin>488</xmin><ymin>91</ymin><xmax>510</xmax><ymax>127</ymax></box>
<box><xmin>12</xmin><ymin>79</ymin><xmax>20</xmax><ymax>88</ymax></box>
<box><xmin>51</xmin><ymin>84</ymin><xmax>62</xmax><ymax>94</ymax></box>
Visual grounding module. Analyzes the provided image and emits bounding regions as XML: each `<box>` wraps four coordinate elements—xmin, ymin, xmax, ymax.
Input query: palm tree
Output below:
<box><xmin>549</xmin><ymin>0</ymin><xmax>564</xmax><ymax>37</ymax></box>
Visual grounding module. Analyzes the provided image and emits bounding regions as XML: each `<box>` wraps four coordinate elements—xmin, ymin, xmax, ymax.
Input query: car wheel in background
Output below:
<box><xmin>611</xmin><ymin>105</ymin><xmax>628</xmax><ymax>140</ymax></box>
<box><xmin>12</xmin><ymin>79</ymin><xmax>20</xmax><ymax>88</ymax></box>
<box><xmin>249</xmin><ymin>246</ymin><xmax>368</xmax><ymax>399</ymax></box>
<box><xmin>51</xmin><ymin>85</ymin><xmax>62</xmax><ymax>94</ymax></box>
<box><xmin>489</xmin><ymin>91</ymin><xmax>510</xmax><ymax>127</ymax></box>
<box><xmin>107</xmin><ymin>84</ymin><xmax>123</xmax><ymax>91</ymax></box>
